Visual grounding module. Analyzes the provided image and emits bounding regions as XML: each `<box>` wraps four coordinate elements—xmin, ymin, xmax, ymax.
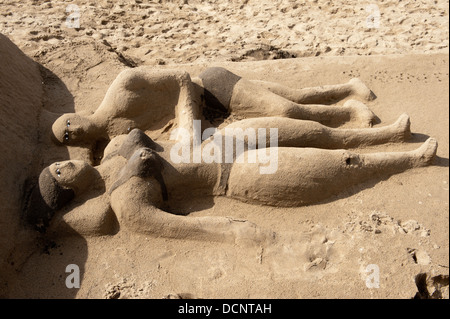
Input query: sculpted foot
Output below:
<box><xmin>349</xmin><ymin>78</ymin><xmax>376</xmax><ymax>101</ymax></box>
<box><xmin>344</xmin><ymin>99</ymin><xmax>376</xmax><ymax>127</ymax></box>
<box><xmin>414</xmin><ymin>138</ymin><xmax>438</xmax><ymax>166</ymax></box>
<box><xmin>391</xmin><ymin>113</ymin><xmax>412</xmax><ymax>142</ymax></box>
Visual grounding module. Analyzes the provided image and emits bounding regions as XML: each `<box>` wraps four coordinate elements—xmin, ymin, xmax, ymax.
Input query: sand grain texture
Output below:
<box><xmin>0</xmin><ymin>0</ymin><xmax>448</xmax><ymax>299</ymax></box>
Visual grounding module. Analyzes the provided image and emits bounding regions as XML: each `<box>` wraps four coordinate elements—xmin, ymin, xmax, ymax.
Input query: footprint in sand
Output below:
<box><xmin>265</xmin><ymin>225</ymin><xmax>342</xmax><ymax>279</ymax></box>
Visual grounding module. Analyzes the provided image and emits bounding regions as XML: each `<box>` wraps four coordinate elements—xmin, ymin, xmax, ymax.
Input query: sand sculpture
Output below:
<box><xmin>28</xmin><ymin>67</ymin><xmax>438</xmax><ymax>243</ymax></box>
<box><xmin>51</xmin><ymin>67</ymin><xmax>377</xmax><ymax>148</ymax></box>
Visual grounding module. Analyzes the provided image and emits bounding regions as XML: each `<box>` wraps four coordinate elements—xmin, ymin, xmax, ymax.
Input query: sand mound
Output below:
<box><xmin>0</xmin><ymin>33</ymin><xmax>43</xmax><ymax>297</ymax></box>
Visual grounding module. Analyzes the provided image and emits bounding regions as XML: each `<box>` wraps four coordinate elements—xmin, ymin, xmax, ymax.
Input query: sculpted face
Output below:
<box><xmin>48</xmin><ymin>160</ymin><xmax>96</xmax><ymax>194</ymax></box>
<box><xmin>52</xmin><ymin>113</ymin><xmax>92</xmax><ymax>145</ymax></box>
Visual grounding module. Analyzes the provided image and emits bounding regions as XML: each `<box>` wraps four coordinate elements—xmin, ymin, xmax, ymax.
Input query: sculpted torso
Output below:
<box><xmin>104</xmin><ymin>135</ymin><xmax>221</xmax><ymax>201</ymax></box>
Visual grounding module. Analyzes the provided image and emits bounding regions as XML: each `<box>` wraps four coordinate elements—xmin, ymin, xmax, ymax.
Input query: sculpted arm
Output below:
<box><xmin>48</xmin><ymin>194</ymin><xmax>117</xmax><ymax>237</ymax></box>
<box><xmin>110</xmin><ymin>175</ymin><xmax>271</xmax><ymax>246</ymax></box>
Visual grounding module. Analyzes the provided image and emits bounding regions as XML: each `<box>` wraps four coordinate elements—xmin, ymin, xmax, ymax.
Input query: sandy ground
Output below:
<box><xmin>0</xmin><ymin>0</ymin><xmax>449</xmax><ymax>299</ymax></box>
<box><xmin>1</xmin><ymin>0</ymin><xmax>449</xmax><ymax>64</ymax></box>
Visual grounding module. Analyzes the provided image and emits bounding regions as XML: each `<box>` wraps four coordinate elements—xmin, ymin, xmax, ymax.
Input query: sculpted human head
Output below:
<box><xmin>52</xmin><ymin>113</ymin><xmax>97</xmax><ymax>145</ymax></box>
<box><xmin>48</xmin><ymin>160</ymin><xmax>97</xmax><ymax>195</ymax></box>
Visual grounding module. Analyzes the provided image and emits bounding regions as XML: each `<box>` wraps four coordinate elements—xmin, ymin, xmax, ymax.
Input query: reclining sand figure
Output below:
<box><xmin>51</xmin><ymin>67</ymin><xmax>377</xmax><ymax>152</ymax></box>
<box><xmin>40</xmin><ymin>67</ymin><xmax>437</xmax><ymax>243</ymax></box>
<box><xmin>30</xmin><ymin>124</ymin><xmax>438</xmax><ymax>244</ymax></box>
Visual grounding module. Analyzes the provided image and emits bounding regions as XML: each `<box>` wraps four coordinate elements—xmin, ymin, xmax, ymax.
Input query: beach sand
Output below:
<box><xmin>0</xmin><ymin>0</ymin><xmax>448</xmax><ymax>299</ymax></box>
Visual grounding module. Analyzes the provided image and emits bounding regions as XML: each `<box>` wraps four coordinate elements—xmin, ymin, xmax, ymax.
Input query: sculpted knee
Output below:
<box><xmin>280</xmin><ymin>104</ymin><xmax>299</xmax><ymax>118</ymax></box>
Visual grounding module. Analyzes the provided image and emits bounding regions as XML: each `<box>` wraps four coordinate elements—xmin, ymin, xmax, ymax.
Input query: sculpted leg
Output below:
<box><xmin>196</xmin><ymin>67</ymin><xmax>375</xmax><ymax>127</ymax></box>
<box><xmin>250</xmin><ymin>77</ymin><xmax>375</xmax><ymax>104</ymax></box>
<box><xmin>227</xmin><ymin>138</ymin><xmax>438</xmax><ymax>207</ymax></box>
<box><xmin>230</xmin><ymin>79</ymin><xmax>375</xmax><ymax>127</ymax></box>
<box><xmin>222</xmin><ymin>113</ymin><xmax>411</xmax><ymax>149</ymax></box>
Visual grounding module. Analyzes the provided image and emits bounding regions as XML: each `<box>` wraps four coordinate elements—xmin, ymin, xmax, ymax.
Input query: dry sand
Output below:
<box><xmin>0</xmin><ymin>0</ymin><xmax>448</xmax><ymax>299</ymax></box>
<box><xmin>1</xmin><ymin>0</ymin><xmax>449</xmax><ymax>64</ymax></box>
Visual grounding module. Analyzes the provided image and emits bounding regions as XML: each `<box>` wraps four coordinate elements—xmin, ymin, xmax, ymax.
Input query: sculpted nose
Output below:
<box><xmin>71</xmin><ymin>124</ymin><xmax>82</xmax><ymax>133</ymax></box>
<box><xmin>61</xmin><ymin>161</ymin><xmax>75</xmax><ymax>169</ymax></box>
